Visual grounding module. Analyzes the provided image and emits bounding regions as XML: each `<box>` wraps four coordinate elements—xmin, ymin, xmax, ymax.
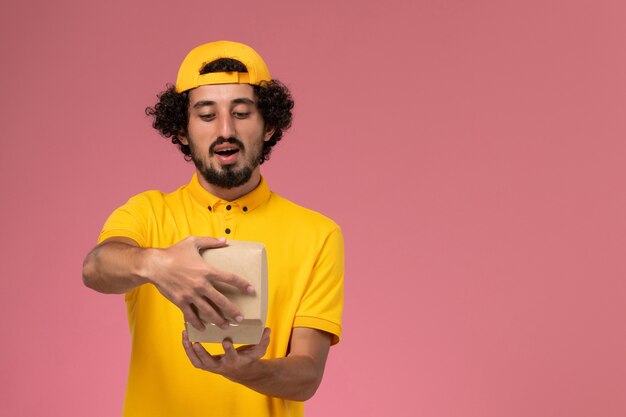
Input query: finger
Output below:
<box><xmin>199</xmin><ymin>283</ymin><xmax>243</xmax><ymax>322</ymax></box>
<box><xmin>233</xmin><ymin>328</ymin><xmax>271</xmax><ymax>352</ymax></box>
<box><xmin>194</xmin><ymin>291</ymin><xmax>233</xmax><ymax>329</ymax></box>
<box><xmin>239</xmin><ymin>328</ymin><xmax>271</xmax><ymax>360</ymax></box>
<box><xmin>221</xmin><ymin>338</ymin><xmax>238</xmax><ymax>364</ymax></box>
<box><xmin>234</xmin><ymin>345</ymin><xmax>256</xmax><ymax>353</ymax></box>
<box><xmin>254</xmin><ymin>327</ymin><xmax>271</xmax><ymax>356</ymax></box>
<box><xmin>182</xmin><ymin>331</ymin><xmax>205</xmax><ymax>369</ymax></box>
<box><xmin>192</xmin><ymin>341</ymin><xmax>220</xmax><ymax>371</ymax></box>
<box><xmin>260</xmin><ymin>327</ymin><xmax>271</xmax><ymax>346</ymax></box>
<box><xmin>201</xmin><ymin>273</ymin><xmax>252</xmax><ymax>322</ymax></box>
<box><xmin>181</xmin><ymin>304</ymin><xmax>205</xmax><ymax>331</ymax></box>
<box><xmin>193</xmin><ymin>236</ymin><xmax>228</xmax><ymax>250</ymax></box>
<box><xmin>215</xmin><ymin>270</ymin><xmax>255</xmax><ymax>295</ymax></box>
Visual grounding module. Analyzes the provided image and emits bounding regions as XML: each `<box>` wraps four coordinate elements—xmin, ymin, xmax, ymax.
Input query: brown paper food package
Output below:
<box><xmin>185</xmin><ymin>240</ymin><xmax>268</xmax><ymax>345</ymax></box>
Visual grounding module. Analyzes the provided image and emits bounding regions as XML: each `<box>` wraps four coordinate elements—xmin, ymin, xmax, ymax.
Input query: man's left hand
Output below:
<box><xmin>182</xmin><ymin>327</ymin><xmax>271</xmax><ymax>382</ymax></box>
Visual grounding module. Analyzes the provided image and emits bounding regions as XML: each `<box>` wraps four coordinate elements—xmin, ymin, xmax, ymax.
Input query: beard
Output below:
<box><xmin>189</xmin><ymin>137</ymin><xmax>262</xmax><ymax>189</ymax></box>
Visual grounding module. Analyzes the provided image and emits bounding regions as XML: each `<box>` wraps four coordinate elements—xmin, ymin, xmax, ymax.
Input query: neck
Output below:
<box><xmin>196</xmin><ymin>168</ymin><xmax>262</xmax><ymax>201</ymax></box>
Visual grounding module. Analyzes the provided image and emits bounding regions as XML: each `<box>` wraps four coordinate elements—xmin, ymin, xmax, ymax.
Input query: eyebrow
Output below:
<box><xmin>232</xmin><ymin>98</ymin><xmax>255</xmax><ymax>105</ymax></box>
<box><xmin>192</xmin><ymin>97</ymin><xmax>256</xmax><ymax>109</ymax></box>
<box><xmin>192</xmin><ymin>100</ymin><xmax>215</xmax><ymax>109</ymax></box>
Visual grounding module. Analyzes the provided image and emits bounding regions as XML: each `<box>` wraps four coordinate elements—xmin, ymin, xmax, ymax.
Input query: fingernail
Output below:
<box><xmin>220</xmin><ymin>322</ymin><xmax>229</xmax><ymax>330</ymax></box>
<box><xmin>246</xmin><ymin>285</ymin><xmax>255</xmax><ymax>295</ymax></box>
<box><xmin>235</xmin><ymin>315</ymin><xmax>243</xmax><ymax>323</ymax></box>
<box><xmin>217</xmin><ymin>237</ymin><xmax>226</xmax><ymax>243</ymax></box>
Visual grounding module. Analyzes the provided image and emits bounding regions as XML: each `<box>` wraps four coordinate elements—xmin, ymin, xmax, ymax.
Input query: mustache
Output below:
<box><xmin>208</xmin><ymin>137</ymin><xmax>245</xmax><ymax>156</ymax></box>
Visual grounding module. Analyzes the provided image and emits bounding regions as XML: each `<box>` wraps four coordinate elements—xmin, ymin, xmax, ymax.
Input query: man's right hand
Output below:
<box><xmin>82</xmin><ymin>236</ymin><xmax>254</xmax><ymax>331</ymax></box>
<box><xmin>145</xmin><ymin>236</ymin><xmax>254</xmax><ymax>330</ymax></box>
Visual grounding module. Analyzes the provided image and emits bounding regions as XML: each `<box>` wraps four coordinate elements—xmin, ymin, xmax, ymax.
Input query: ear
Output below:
<box><xmin>263</xmin><ymin>125</ymin><xmax>276</xmax><ymax>142</ymax></box>
<box><xmin>178</xmin><ymin>130</ymin><xmax>189</xmax><ymax>145</ymax></box>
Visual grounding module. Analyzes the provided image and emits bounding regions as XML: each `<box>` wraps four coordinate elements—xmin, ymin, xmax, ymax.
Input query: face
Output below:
<box><xmin>181</xmin><ymin>83</ymin><xmax>274</xmax><ymax>190</ymax></box>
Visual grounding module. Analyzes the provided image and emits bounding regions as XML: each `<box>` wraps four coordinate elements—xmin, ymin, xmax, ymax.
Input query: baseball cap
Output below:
<box><xmin>175</xmin><ymin>40</ymin><xmax>272</xmax><ymax>93</ymax></box>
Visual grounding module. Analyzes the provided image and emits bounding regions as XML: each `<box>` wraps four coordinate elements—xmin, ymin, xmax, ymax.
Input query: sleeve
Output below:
<box><xmin>293</xmin><ymin>226</ymin><xmax>345</xmax><ymax>345</ymax></box>
<box><xmin>97</xmin><ymin>193</ymin><xmax>155</xmax><ymax>247</ymax></box>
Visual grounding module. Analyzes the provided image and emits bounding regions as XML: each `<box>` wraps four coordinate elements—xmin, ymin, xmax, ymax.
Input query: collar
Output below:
<box><xmin>188</xmin><ymin>173</ymin><xmax>271</xmax><ymax>213</ymax></box>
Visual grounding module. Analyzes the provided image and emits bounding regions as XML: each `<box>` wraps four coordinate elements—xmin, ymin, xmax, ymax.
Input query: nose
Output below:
<box><xmin>218</xmin><ymin>113</ymin><xmax>236</xmax><ymax>139</ymax></box>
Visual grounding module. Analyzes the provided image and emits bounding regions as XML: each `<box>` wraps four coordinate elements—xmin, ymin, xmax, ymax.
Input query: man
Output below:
<box><xmin>82</xmin><ymin>41</ymin><xmax>344</xmax><ymax>417</ymax></box>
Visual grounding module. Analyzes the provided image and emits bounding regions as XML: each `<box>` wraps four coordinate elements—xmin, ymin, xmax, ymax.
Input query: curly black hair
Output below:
<box><xmin>145</xmin><ymin>58</ymin><xmax>294</xmax><ymax>164</ymax></box>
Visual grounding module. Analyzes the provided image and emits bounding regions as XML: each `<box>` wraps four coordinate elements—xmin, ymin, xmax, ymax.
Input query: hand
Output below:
<box><xmin>146</xmin><ymin>236</ymin><xmax>254</xmax><ymax>330</ymax></box>
<box><xmin>182</xmin><ymin>328</ymin><xmax>271</xmax><ymax>382</ymax></box>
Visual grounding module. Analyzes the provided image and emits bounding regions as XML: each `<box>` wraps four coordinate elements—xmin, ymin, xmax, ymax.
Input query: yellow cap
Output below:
<box><xmin>175</xmin><ymin>41</ymin><xmax>272</xmax><ymax>93</ymax></box>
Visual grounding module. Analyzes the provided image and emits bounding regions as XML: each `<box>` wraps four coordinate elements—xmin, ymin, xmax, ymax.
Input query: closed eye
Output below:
<box><xmin>233</xmin><ymin>112</ymin><xmax>250</xmax><ymax>119</ymax></box>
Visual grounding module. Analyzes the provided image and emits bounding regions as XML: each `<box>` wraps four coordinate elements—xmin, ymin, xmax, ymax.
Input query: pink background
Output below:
<box><xmin>2</xmin><ymin>1</ymin><xmax>625</xmax><ymax>416</ymax></box>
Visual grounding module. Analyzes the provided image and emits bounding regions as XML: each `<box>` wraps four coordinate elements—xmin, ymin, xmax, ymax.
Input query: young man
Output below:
<box><xmin>82</xmin><ymin>41</ymin><xmax>344</xmax><ymax>417</ymax></box>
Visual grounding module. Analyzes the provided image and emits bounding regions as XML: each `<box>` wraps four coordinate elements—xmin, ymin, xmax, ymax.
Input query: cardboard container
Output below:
<box><xmin>185</xmin><ymin>240</ymin><xmax>268</xmax><ymax>345</ymax></box>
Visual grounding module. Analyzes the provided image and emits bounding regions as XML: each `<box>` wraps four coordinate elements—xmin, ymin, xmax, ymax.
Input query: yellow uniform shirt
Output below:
<box><xmin>98</xmin><ymin>174</ymin><xmax>344</xmax><ymax>417</ymax></box>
